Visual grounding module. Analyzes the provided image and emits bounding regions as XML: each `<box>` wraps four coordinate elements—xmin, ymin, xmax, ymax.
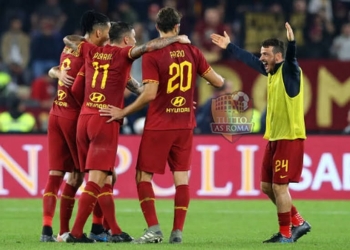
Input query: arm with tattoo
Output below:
<box><xmin>63</xmin><ymin>35</ymin><xmax>85</xmax><ymax>50</ymax></box>
<box><xmin>129</xmin><ymin>35</ymin><xmax>190</xmax><ymax>59</ymax></box>
<box><xmin>126</xmin><ymin>77</ymin><xmax>144</xmax><ymax>95</ymax></box>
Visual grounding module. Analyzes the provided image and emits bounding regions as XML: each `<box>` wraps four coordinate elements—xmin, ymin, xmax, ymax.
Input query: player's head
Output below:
<box><xmin>259</xmin><ymin>38</ymin><xmax>285</xmax><ymax>73</ymax></box>
<box><xmin>80</xmin><ymin>10</ymin><xmax>110</xmax><ymax>46</ymax></box>
<box><xmin>109</xmin><ymin>21</ymin><xmax>136</xmax><ymax>47</ymax></box>
<box><xmin>155</xmin><ymin>7</ymin><xmax>182</xmax><ymax>35</ymax></box>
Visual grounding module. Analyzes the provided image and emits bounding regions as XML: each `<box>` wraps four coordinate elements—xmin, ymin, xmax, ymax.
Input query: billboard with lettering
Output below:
<box><xmin>0</xmin><ymin>135</ymin><xmax>349</xmax><ymax>199</ymax></box>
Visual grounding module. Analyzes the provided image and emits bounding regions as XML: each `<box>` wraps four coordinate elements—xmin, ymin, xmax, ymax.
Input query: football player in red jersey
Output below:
<box><xmin>40</xmin><ymin>10</ymin><xmax>111</xmax><ymax>243</ymax></box>
<box><xmin>99</xmin><ymin>7</ymin><xmax>225</xmax><ymax>244</ymax></box>
<box><xmin>63</xmin><ymin>21</ymin><xmax>190</xmax><ymax>243</ymax></box>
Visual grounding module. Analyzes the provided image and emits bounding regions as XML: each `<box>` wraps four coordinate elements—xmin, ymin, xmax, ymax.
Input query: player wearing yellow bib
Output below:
<box><xmin>211</xmin><ymin>23</ymin><xmax>311</xmax><ymax>243</ymax></box>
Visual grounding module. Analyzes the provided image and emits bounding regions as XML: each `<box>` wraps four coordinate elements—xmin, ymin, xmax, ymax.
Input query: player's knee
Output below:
<box><xmin>261</xmin><ymin>182</ymin><xmax>273</xmax><ymax>195</ymax></box>
<box><xmin>135</xmin><ymin>170</ymin><xmax>152</xmax><ymax>184</ymax></box>
<box><xmin>49</xmin><ymin>170</ymin><xmax>65</xmax><ymax>176</ymax></box>
<box><xmin>67</xmin><ymin>172</ymin><xmax>84</xmax><ymax>188</ymax></box>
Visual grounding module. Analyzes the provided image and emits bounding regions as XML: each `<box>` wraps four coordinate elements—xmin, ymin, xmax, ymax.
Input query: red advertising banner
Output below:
<box><xmin>0</xmin><ymin>134</ymin><xmax>349</xmax><ymax>199</ymax></box>
<box><xmin>198</xmin><ymin>60</ymin><xmax>350</xmax><ymax>132</ymax></box>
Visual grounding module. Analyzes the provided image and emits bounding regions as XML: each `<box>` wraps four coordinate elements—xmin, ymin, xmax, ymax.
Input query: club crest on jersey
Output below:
<box><xmin>89</xmin><ymin>92</ymin><xmax>106</xmax><ymax>103</ymax></box>
<box><xmin>210</xmin><ymin>91</ymin><xmax>254</xmax><ymax>142</ymax></box>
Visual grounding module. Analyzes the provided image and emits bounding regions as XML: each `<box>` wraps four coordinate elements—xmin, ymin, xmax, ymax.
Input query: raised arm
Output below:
<box><xmin>129</xmin><ymin>35</ymin><xmax>190</xmax><ymax>59</ymax></box>
<box><xmin>126</xmin><ymin>76</ymin><xmax>144</xmax><ymax>95</ymax></box>
<box><xmin>211</xmin><ymin>31</ymin><xmax>266</xmax><ymax>75</ymax></box>
<box><xmin>63</xmin><ymin>35</ymin><xmax>85</xmax><ymax>51</ymax></box>
<box><xmin>282</xmin><ymin>22</ymin><xmax>301</xmax><ymax>98</ymax></box>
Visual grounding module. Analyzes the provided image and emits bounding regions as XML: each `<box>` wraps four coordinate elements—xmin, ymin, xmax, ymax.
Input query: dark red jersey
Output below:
<box><xmin>142</xmin><ymin>43</ymin><xmax>211</xmax><ymax>130</ymax></box>
<box><xmin>79</xmin><ymin>43</ymin><xmax>134</xmax><ymax>115</ymax></box>
<box><xmin>50</xmin><ymin>42</ymin><xmax>86</xmax><ymax>120</ymax></box>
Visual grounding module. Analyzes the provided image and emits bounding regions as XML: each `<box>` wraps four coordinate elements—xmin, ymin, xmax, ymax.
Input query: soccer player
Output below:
<box><xmin>211</xmin><ymin>23</ymin><xmax>311</xmax><ymax>243</ymax></box>
<box><xmin>40</xmin><ymin>10</ymin><xmax>111</xmax><ymax>242</ymax></box>
<box><xmin>63</xmin><ymin>21</ymin><xmax>190</xmax><ymax>243</ymax></box>
<box><xmin>99</xmin><ymin>7</ymin><xmax>225</xmax><ymax>244</ymax></box>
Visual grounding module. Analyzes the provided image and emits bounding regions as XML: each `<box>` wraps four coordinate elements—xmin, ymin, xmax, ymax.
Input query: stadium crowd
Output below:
<box><xmin>0</xmin><ymin>0</ymin><xmax>349</xmax><ymax>133</ymax></box>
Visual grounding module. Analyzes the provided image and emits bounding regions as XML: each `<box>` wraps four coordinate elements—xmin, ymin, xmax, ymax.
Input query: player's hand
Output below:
<box><xmin>59</xmin><ymin>68</ymin><xmax>75</xmax><ymax>87</ymax></box>
<box><xmin>211</xmin><ymin>31</ymin><xmax>230</xmax><ymax>49</ymax></box>
<box><xmin>178</xmin><ymin>35</ymin><xmax>191</xmax><ymax>44</ymax></box>
<box><xmin>193</xmin><ymin>101</ymin><xmax>197</xmax><ymax>110</ymax></box>
<box><xmin>285</xmin><ymin>22</ymin><xmax>295</xmax><ymax>41</ymax></box>
<box><xmin>99</xmin><ymin>105</ymin><xmax>125</xmax><ymax>123</ymax></box>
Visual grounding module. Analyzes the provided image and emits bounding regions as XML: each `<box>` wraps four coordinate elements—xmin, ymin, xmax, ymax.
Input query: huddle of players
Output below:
<box><xmin>41</xmin><ymin>7</ymin><xmax>224</xmax><ymax>244</ymax></box>
<box><xmin>41</xmin><ymin>5</ymin><xmax>311</xmax><ymax>245</ymax></box>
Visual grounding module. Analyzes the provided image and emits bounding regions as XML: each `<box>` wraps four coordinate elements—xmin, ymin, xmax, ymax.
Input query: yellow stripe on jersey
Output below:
<box><xmin>143</xmin><ymin>79</ymin><xmax>159</xmax><ymax>85</ymax></box>
<box><xmin>201</xmin><ymin>67</ymin><xmax>212</xmax><ymax>77</ymax></box>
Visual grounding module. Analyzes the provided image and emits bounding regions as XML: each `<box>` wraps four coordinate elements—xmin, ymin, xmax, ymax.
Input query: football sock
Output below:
<box><xmin>59</xmin><ymin>183</ymin><xmax>78</xmax><ymax>235</ymax></box>
<box><xmin>137</xmin><ymin>181</ymin><xmax>159</xmax><ymax>227</ymax></box>
<box><xmin>42</xmin><ymin>175</ymin><xmax>63</xmax><ymax>232</ymax></box>
<box><xmin>173</xmin><ymin>185</ymin><xmax>190</xmax><ymax>231</ymax></box>
<box><xmin>278</xmin><ymin>212</ymin><xmax>291</xmax><ymax>238</ymax></box>
<box><xmin>103</xmin><ymin>217</ymin><xmax>110</xmax><ymax>231</ymax></box>
<box><xmin>92</xmin><ymin>201</ymin><xmax>104</xmax><ymax>225</ymax></box>
<box><xmin>98</xmin><ymin>184</ymin><xmax>122</xmax><ymax>235</ymax></box>
<box><xmin>71</xmin><ymin>181</ymin><xmax>100</xmax><ymax>238</ymax></box>
<box><xmin>291</xmin><ymin>205</ymin><xmax>305</xmax><ymax>226</ymax></box>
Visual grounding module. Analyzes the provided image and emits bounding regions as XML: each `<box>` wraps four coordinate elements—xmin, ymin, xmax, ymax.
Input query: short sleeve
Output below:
<box><xmin>194</xmin><ymin>47</ymin><xmax>211</xmax><ymax>76</ymax></box>
<box><xmin>142</xmin><ymin>53</ymin><xmax>159</xmax><ymax>84</ymax></box>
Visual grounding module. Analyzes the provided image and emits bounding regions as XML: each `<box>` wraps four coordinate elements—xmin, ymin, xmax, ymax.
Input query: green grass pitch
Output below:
<box><xmin>0</xmin><ymin>199</ymin><xmax>349</xmax><ymax>250</ymax></box>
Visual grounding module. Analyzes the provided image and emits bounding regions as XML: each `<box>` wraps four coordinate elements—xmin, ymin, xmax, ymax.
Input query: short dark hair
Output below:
<box><xmin>156</xmin><ymin>7</ymin><xmax>182</xmax><ymax>33</ymax></box>
<box><xmin>80</xmin><ymin>10</ymin><xmax>110</xmax><ymax>34</ymax></box>
<box><xmin>261</xmin><ymin>38</ymin><xmax>285</xmax><ymax>58</ymax></box>
<box><xmin>109</xmin><ymin>21</ymin><xmax>133</xmax><ymax>43</ymax></box>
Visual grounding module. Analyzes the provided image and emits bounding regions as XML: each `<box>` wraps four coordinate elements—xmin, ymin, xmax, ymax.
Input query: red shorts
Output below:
<box><xmin>136</xmin><ymin>129</ymin><xmax>193</xmax><ymax>174</ymax></box>
<box><xmin>76</xmin><ymin>114</ymin><xmax>120</xmax><ymax>173</ymax></box>
<box><xmin>261</xmin><ymin>139</ymin><xmax>304</xmax><ymax>184</ymax></box>
<box><xmin>47</xmin><ymin>115</ymin><xmax>79</xmax><ymax>172</ymax></box>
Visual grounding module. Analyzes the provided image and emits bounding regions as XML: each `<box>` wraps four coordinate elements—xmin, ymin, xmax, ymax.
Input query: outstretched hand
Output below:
<box><xmin>285</xmin><ymin>22</ymin><xmax>295</xmax><ymax>41</ymax></box>
<box><xmin>99</xmin><ymin>105</ymin><xmax>125</xmax><ymax>123</ymax></box>
<box><xmin>178</xmin><ymin>35</ymin><xmax>191</xmax><ymax>44</ymax></box>
<box><xmin>211</xmin><ymin>31</ymin><xmax>231</xmax><ymax>49</ymax></box>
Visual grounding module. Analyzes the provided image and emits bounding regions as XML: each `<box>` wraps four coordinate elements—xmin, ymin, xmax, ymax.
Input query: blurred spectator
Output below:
<box><xmin>61</xmin><ymin>0</ymin><xmax>92</xmax><ymax>35</ymax></box>
<box><xmin>192</xmin><ymin>6</ymin><xmax>233</xmax><ymax>63</ymax></box>
<box><xmin>30</xmin><ymin>70</ymin><xmax>56</xmax><ymax>109</ymax></box>
<box><xmin>109</xmin><ymin>1</ymin><xmax>138</xmax><ymax>25</ymax></box>
<box><xmin>1</xmin><ymin>15</ymin><xmax>30</xmax><ymax>70</ymax></box>
<box><xmin>144</xmin><ymin>3</ymin><xmax>161</xmax><ymax>40</ymax></box>
<box><xmin>308</xmin><ymin>0</ymin><xmax>333</xmax><ymax>21</ymax></box>
<box><xmin>0</xmin><ymin>94</ymin><xmax>36</xmax><ymax>133</ymax></box>
<box><xmin>331</xmin><ymin>23</ymin><xmax>350</xmax><ymax>60</ymax></box>
<box><xmin>30</xmin><ymin>16</ymin><xmax>62</xmax><ymax>78</ymax></box>
<box><xmin>289</xmin><ymin>0</ymin><xmax>308</xmax><ymax>46</ymax></box>
<box><xmin>0</xmin><ymin>71</ymin><xmax>12</xmax><ymax>107</ymax></box>
<box><xmin>31</xmin><ymin>0</ymin><xmax>67</xmax><ymax>33</ymax></box>
<box><xmin>299</xmin><ymin>13</ymin><xmax>333</xmax><ymax>58</ymax></box>
<box><xmin>343</xmin><ymin>109</ymin><xmax>350</xmax><ymax>134</ymax></box>
<box><xmin>333</xmin><ymin>1</ymin><xmax>350</xmax><ymax>36</ymax></box>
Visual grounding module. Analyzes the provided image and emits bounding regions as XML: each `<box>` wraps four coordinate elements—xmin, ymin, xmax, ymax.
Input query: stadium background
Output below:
<box><xmin>0</xmin><ymin>0</ymin><xmax>349</xmax><ymax>199</ymax></box>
